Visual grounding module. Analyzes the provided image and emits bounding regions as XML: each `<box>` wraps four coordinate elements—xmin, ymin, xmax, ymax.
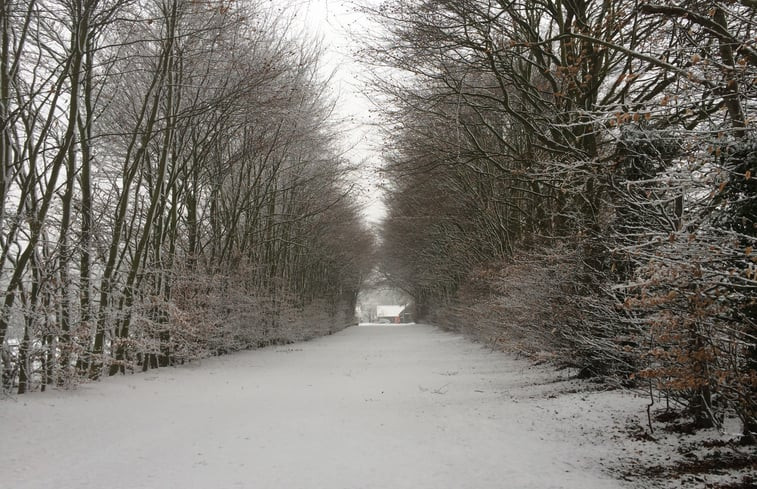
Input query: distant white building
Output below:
<box><xmin>376</xmin><ymin>305</ymin><xmax>411</xmax><ymax>324</ymax></box>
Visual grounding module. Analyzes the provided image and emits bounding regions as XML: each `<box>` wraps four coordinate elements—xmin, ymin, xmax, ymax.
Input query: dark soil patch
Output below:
<box><xmin>626</xmin><ymin>451</ymin><xmax>756</xmax><ymax>487</ymax></box>
<box><xmin>654</xmin><ymin>409</ymin><xmax>684</xmax><ymax>423</ymax></box>
<box><xmin>623</xmin><ymin>423</ymin><xmax>657</xmax><ymax>442</ymax></box>
<box><xmin>702</xmin><ymin>439</ymin><xmax>738</xmax><ymax>449</ymax></box>
<box><xmin>665</xmin><ymin>452</ymin><xmax>756</xmax><ymax>476</ymax></box>
<box><xmin>708</xmin><ymin>474</ymin><xmax>755</xmax><ymax>489</ymax></box>
<box><xmin>662</xmin><ymin>420</ymin><xmax>702</xmax><ymax>435</ymax></box>
<box><xmin>621</xmin><ymin>410</ymin><xmax>757</xmax><ymax>487</ymax></box>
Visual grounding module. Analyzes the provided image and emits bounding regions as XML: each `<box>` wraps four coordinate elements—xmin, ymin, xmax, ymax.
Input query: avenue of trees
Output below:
<box><xmin>0</xmin><ymin>0</ymin><xmax>373</xmax><ymax>393</ymax></box>
<box><xmin>366</xmin><ymin>1</ymin><xmax>756</xmax><ymax>441</ymax></box>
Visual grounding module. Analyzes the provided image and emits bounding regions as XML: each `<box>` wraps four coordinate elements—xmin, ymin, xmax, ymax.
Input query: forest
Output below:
<box><xmin>366</xmin><ymin>0</ymin><xmax>757</xmax><ymax>443</ymax></box>
<box><xmin>0</xmin><ymin>0</ymin><xmax>373</xmax><ymax>392</ymax></box>
<box><xmin>2</xmin><ymin>0</ymin><xmax>756</xmax><ymax>449</ymax></box>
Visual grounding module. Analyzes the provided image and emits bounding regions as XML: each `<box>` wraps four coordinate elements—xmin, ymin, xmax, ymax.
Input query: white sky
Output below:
<box><xmin>278</xmin><ymin>0</ymin><xmax>387</xmax><ymax>225</ymax></box>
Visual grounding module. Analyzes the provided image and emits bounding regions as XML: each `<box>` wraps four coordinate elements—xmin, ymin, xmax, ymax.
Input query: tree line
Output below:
<box><xmin>0</xmin><ymin>0</ymin><xmax>373</xmax><ymax>393</ymax></box>
<box><xmin>365</xmin><ymin>0</ymin><xmax>756</xmax><ymax>442</ymax></box>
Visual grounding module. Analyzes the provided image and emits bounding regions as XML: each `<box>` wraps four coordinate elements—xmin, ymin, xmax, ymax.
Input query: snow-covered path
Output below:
<box><xmin>1</xmin><ymin>324</ymin><xmax>640</xmax><ymax>489</ymax></box>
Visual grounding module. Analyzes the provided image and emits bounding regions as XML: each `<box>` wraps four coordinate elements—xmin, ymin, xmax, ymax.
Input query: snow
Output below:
<box><xmin>0</xmin><ymin>324</ymin><xmax>650</xmax><ymax>489</ymax></box>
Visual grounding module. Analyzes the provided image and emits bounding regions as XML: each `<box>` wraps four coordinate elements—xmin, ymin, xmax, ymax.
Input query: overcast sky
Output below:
<box><xmin>281</xmin><ymin>0</ymin><xmax>387</xmax><ymax>225</ymax></box>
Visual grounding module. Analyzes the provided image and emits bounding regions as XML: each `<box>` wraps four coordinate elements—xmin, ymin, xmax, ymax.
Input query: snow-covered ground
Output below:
<box><xmin>2</xmin><ymin>324</ymin><xmax>655</xmax><ymax>488</ymax></box>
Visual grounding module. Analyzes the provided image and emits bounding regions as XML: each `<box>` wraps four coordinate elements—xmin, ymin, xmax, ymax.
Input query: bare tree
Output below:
<box><xmin>1</xmin><ymin>0</ymin><xmax>374</xmax><ymax>391</ymax></box>
<box><xmin>364</xmin><ymin>0</ymin><xmax>756</xmax><ymax>440</ymax></box>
